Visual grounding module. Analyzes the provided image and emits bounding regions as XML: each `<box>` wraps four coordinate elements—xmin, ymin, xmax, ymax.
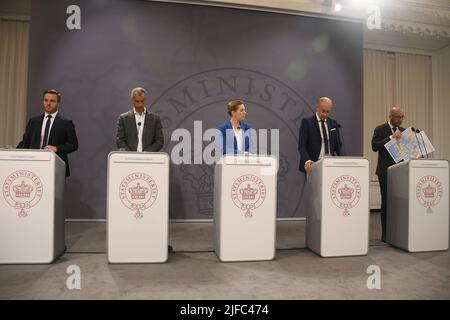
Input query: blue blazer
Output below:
<box><xmin>217</xmin><ymin>120</ymin><xmax>254</xmax><ymax>155</ymax></box>
<box><xmin>298</xmin><ymin>115</ymin><xmax>344</xmax><ymax>172</ymax></box>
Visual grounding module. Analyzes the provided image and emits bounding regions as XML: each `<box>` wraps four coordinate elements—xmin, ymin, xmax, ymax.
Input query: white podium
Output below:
<box><xmin>387</xmin><ymin>159</ymin><xmax>449</xmax><ymax>252</ymax></box>
<box><xmin>214</xmin><ymin>155</ymin><xmax>278</xmax><ymax>262</ymax></box>
<box><xmin>107</xmin><ymin>152</ymin><xmax>169</xmax><ymax>263</ymax></box>
<box><xmin>0</xmin><ymin>149</ymin><xmax>66</xmax><ymax>264</ymax></box>
<box><xmin>305</xmin><ymin>157</ymin><xmax>369</xmax><ymax>257</ymax></box>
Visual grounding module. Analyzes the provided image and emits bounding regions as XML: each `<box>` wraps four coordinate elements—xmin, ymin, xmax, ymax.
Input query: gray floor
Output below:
<box><xmin>0</xmin><ymin>213</ymin><xmax>449</xmax><ymax>299</ymax></box>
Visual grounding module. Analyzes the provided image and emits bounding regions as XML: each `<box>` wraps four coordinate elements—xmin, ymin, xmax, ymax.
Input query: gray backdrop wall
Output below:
<box><xmin>27</xmin><ymin>0</ymin><xmax>363</xmax><ymax>219</ymax></box>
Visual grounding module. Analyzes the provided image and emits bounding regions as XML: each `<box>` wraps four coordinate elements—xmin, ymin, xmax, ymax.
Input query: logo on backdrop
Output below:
<box><xmin>119</xmin><ymin>172</ymin><xmax>158</xmax><ymax>219</ymax></box>
<box><xmin>416</xmin><ymin>175</ymin><xmax>442</xmax><ymax>214</ymax></box>
<box><xmin>231</xmin><ymin>174</ymin><xmax>266</xmax><ymax>218</ymax></box>
<box><xmin>152</xmin><ymin>68</ymin><xmax>313</xmax><ymax>218</ymax></box>
<box><xmin>330</xmin><ymin>175</ymin><xmax>362</xmax><ymax>216</ymax></box>
<box><xmin>2</xmin><ymin>170</ymin><xmax>43</xmax><ymax>217</ymax></box>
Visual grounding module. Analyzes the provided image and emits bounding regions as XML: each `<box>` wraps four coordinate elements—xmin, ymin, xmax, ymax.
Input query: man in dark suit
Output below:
<box><xmin>371</xmin><ymin>106</ymin><xmax>405</xmax><ymax>242</ymax></box>
<box><xmin>17</xmin><ymin>89</ymin><xmax>79</xmax><ymax>177</ymax></box>
<box><xmin>115</xmin><ymin>87</ymin><xmax>170</xmax><ymax>252</ymax></box>
<box><xmin>116</xmin><ymin>87</ymin><xmax>164</xmax><ymax>152</ymax></box>
<box><xmin>298</xmin><ymin>97</ymin><xmax>344</xmax><ymax>174</ymax></box>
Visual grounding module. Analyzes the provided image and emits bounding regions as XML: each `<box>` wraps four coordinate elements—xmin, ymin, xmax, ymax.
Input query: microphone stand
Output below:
<box><xmin>418</xmin><ymin>129</ymin><xmax>429</xmax><ymax>158</ymax></box>
<box><xmin>412</xmin><ymin>127</ymin><xmax>424</xmax><ymax>159</ymax></box>
<box><xmin>336</xmin><ymin>123</ymin><xmax>345</xmax><ymax>156</ymax></box>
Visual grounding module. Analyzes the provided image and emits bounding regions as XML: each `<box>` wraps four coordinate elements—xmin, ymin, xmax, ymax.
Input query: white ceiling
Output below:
<box><xmin>1</xmin><ymin>0</ymin><xmax>449</xmax><ymax>51</ymax></box>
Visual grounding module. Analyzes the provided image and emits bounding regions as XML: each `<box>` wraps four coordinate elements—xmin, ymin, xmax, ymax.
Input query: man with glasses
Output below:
<box><xmin>371</xmin><ymin>106</ymin><xmax>405</xmax><ymax>242</ymax></box>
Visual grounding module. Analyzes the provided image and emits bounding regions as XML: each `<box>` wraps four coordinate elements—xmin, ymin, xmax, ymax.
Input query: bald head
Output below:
<box><xmin>389</xmin><ymin>106</ymin><xmax>405</xmax><ymax>127</ymax></box>
<box><xmin>316</xmin><ymin>97</ymin><xmax>333</xmax><ymax>120</ymax></box>
<box><xmin>319</xmin><ymin>97</ymin><xmax>332</xmax><ymax>105</ymax></box>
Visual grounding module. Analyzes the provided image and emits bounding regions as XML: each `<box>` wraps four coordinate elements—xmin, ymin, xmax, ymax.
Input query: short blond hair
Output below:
<box><xmin>43</xmin><ymin>89</ymin><xmax>61</xmax><ymax>102</ymax></box>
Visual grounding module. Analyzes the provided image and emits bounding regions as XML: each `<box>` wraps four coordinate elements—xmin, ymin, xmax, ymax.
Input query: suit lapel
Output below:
<box><xmin>312</xmin><ymin>115</ymin><xmax>321</xmax><ymax>137</ymax></box>
<box><xmin>37</xmin><ymin>114</ymin><xmax>45</xmax><ymax>127</ymax></box>
<box><xmin>225</xmin><ymin>121</ymin><xmax>238</xmax><ymax>151</ymax></box>
<box><xmin>384</xmin><ymin>122</ymin><xmax>393</xmax><ymax>137</ymax></box>
<box><xmin>128</xmin><ymin>111</ymin><xmax>138</xmax><ymax>138</ymax></box>
<box><xmin>33</xmin><ymin>115</ymin><xmax>45</xmax><ymax>148</ymax></box>
<box><xmin>142</xmin><ymin>111</ymin><xmax>153</xmax><ymax>147</ymax></box>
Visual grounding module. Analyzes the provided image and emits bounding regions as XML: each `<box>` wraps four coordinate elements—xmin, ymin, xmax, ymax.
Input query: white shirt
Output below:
<box><xmin>316</xmin><ymin>112</ymin><xmax>331</xmax><ymax>159</ymax></box>
<box><xmin>231</xmin><ymin>120</ymin><xmax>243</xmax><ymax>151</ymax></box>
<box><xmin>40</xmin><ymin>111</ymin><xmax>58</xmax><ymax>148</ymax></box>
<box><xmin>388</xmin><ymin>121</ymin><xmax>397</xmax><ymax>134</ymax></box>
<box><xmin>134</xmin><ymin>107</ymin><xmax>146</xmax><ymax>152</ymax></box>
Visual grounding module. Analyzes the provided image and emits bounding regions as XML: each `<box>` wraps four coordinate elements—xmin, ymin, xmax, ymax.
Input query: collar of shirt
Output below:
<box><xmin>45</xmin><ymin>111</ymin><xmax>58</xmax><ymax>118</ymax></box>
<box><xmin>230</xmin><ymin>119</ymin><xmax>241</xmax><ymax>130</ymax></box>
<box><xmin>316</xmin><ymin>112</ymin><xmax>327</xmax><ymax>123</ymax></box>
<box><xmin>133</xmin><ymin>107</ymin><xmax>146</xmax><ymax>115</ymax></box>
<box><xmin>388</xmin><ymin>121</ymin><xmax>397</xmax><ymax>130</ymax></box>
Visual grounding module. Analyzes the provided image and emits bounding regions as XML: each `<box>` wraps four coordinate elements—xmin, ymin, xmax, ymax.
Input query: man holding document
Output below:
<box><xmin>371</xmin><ymin>106</ymin><xmax>406</xmax><ymax>242</ymax></box>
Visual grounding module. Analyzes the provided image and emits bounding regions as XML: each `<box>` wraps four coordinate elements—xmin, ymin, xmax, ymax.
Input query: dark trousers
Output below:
<box><xmin>377</xmin><ymin>174</ymin><xmax>387</xmax><ymax>241</ymax></box>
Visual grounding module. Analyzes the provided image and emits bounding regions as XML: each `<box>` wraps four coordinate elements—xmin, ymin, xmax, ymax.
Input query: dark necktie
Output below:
<box><xmin>42</xmin><ymin>115</ymin><xmax>52</xmax><ymax>148</ymax></box>
<box><xmin>320</xmin><ymin>119</ymin><xmax>330</xmax><ymax>155</ymax></box>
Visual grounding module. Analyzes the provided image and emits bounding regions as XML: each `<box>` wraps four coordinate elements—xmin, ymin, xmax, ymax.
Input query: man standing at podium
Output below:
<box><xmin>371</xmin><ymin>106</ymin><xmax>405</xmax><ymax>242</ymax></box>
<box><xmin>298</xmin><ymin>97</ymin><xmax>344</xmax><ymax>174</ymax></box>
<box><xmin>17</xmin><ymin>89</ymin><xmax>79</xmax><ymax>177</ymax></box>
<box><xmin>116</xmin><ymin>87</ymin><xmax>164</xmax><ymax>153</ymax></box>
<box><xmin>115</xmin><ymin>87</ymin><xmax>171</xmax><ymax>252</ymax></box>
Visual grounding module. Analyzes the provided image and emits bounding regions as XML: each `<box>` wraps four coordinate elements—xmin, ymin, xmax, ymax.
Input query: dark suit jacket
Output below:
<box><xmin>17</xmin><ymin>113</ymin><xmax>79</xmax><ymax>177</ymax></box>
<box><xmin>371</xmin><ymin>122</ymin><xmax>405</xmax><ymax>177</ymax></box>
<box><xmin>116</xmin><ymin>110</ymin><xmax>164</xmax><ymax>152</ymax></box>
<box><xmin>298</xmin><ymin>115</ymin><xmax>343</xmax><ymax>173</ymax></box>
<box><xmin>217</xmin><ymin>120</ymin><xmax>255</xmax><ymax>155</ymax></box>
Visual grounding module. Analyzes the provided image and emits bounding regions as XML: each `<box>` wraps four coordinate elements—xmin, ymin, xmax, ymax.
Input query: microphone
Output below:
<box><xmin>411</xmin><ymin>127</ymin><xmax>424</xmax><ymax>159</ymax></box>
<box><xmin>415</xmin><ymin>128</ymin><xmax>429</xmax><ymax>158</ymax></box>
<box><xmin>335</xmin><ymin>122</ymin><xmax>345</xmax><ymax>156</ymax></box>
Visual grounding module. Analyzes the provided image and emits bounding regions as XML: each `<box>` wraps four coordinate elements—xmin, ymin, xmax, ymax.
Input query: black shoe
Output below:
<box><xmin>168</xmin><ymin>245</ymin><xmax>173</xmax><ymax>252</ymax></box>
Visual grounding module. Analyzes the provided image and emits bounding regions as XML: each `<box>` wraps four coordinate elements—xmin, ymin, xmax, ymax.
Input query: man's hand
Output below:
<box><xmin>393</xmin><ymin>129</ymin><xmax>402</xmax><ymax>139</ymax></box>
<box><xmin>304</xmin><ymin>160</ymin><xmax>314</xmax><ymax>174</ymax></box>
<box><xmin>44</xmin><ymin>145</ymin><xmax>58</xmax><ymax>153</ymax></box>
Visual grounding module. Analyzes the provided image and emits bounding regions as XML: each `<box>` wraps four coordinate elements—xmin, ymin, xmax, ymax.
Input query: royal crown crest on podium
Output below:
<box><xmin>13</xmin><ymin>181</ymin><xmax>33</xmax><ymax>198</ymax></box>
<box><xmin>239</xmin><ymin>184</ymin><xmax>258</xmax><ymax>200</ymax></box>
<box><xmin>416</xmin><ymin>175</ymin><xmax>442</xmax><ymax>214</ymax></box>
<box><xmin>338</xmin><ymin>184</ymin><xmax>354</xmax><ymax>200</ymax></box>
<box><xmin>3</xmin><ymin>171</ymin><xmax>43</xmax><ymax>218</ymax></box>
<box><xmin>422</xmin><ymin>183</ymin><xmax>436</xmax><ymax>198</ymax></box>
<box><xmin>128</xmin><ymin>183</ymin><xmax>149</xmax><ymax>200</ymax></box>
<box><xmin>330</xmin><ymin>175</ymin><xmax>362</xmax><ymax>216</ymax></box>
<box><xmin>231</xmin><ymin>174</ymin><xmax>267</xmax><ymax>218</ymax></box>
<box><xmin>119</xmin><ymin>173</ymin><xmax>158</xmax><ymax>219</ymax></box>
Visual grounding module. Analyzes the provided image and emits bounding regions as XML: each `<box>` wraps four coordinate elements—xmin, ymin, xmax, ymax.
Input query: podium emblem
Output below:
<box><xmin>231</xmin><ymin>174</ymin><xmax>266</xmax><ymax>218</ymax></box>
<box><xmin>330</xmin><ymin>175</ymin><xmax>362</xmax><ymax>216</ymax></box>
<box><xmin>3</xmin><ymin>170</ymin><xmax>43</xmax><ymax>217</ymax></box>
<box><xmin>416</xmin><ymin>175</ymin><xmax>442</xmax><ymax>214</ymax></box>
<box><xmin>119</xmin><ymin>172</ymin><xmax>158</xmax><ymax>219</ymax></box>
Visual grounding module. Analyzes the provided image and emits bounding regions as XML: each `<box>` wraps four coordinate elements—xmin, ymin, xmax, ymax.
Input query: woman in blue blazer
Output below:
<box><xmin>217</xmin><ymin>100</ymin><xmax>255</xmax><ymax>155</ymax></box>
